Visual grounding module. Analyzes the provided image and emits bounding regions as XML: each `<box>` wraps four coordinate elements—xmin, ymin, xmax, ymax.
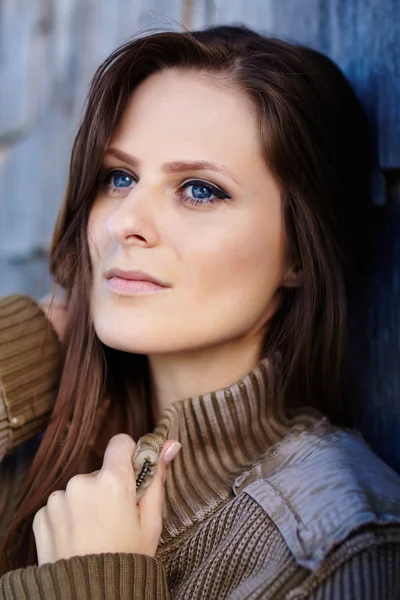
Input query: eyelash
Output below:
<box><xmin>97</xmin><ymin>168</ymin><xmax>231</xmax><ymax>206</ymax></box>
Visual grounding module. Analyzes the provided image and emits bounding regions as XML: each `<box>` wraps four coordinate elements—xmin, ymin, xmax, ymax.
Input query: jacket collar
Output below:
<box><xmin>233</xmin><ymin>418</ymin><xmax>400</xmax><ymax>570</ymax></box>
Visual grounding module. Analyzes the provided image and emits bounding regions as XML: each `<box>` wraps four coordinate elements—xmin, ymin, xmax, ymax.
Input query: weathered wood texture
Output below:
<box><xmin>350</xmin><ymin>185</ymin><xmax>400</xmax><ymax>472</ymax></box>
<box><xmin>0</xmin><ymin>0</ymin><xmax>183</xmax><ymax>264</ymax></box>
<box><xmin>1</xmin><ymin>0</ymin><xmax>399</xmax><ymax>468</ymax></box>
<box><xmin>194</xmin><ymin>0</ymin><xmax>400</xmax><ymax>170</ymax></box>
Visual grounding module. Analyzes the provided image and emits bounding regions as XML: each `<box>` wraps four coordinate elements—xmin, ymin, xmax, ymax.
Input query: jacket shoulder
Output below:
<box><xmin>233</xmin><ymin>418</ymin><xmax>400</xmax><ymax>571</ymax></box>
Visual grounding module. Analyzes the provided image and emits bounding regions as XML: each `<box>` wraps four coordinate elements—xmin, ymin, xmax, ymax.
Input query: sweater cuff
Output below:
<box><xmin>0</xmin><ymin>553</ymin><xmax>170</xmax><ymax>600</ymax></box>
<box><xmin>0</xmin><ymin>295</ymin><xmax>60</xmax><ymax>461</ymax></box>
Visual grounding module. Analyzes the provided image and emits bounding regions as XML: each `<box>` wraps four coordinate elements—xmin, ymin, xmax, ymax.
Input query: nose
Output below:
<box><xmin>106</xmin><ymin>186</ymin><xmax>159</xmax><ymax>247</ymax></box>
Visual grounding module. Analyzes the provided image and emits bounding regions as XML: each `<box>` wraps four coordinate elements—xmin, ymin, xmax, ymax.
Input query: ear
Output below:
<box><xmin>282</xmin><ymin>264</ymin><xmax>302</xmax><ymax>288</ymax></box>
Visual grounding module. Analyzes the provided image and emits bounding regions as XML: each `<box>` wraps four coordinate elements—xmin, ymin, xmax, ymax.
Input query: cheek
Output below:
<box><xmin>187</xmin><ymin>215</ymin><xmax>286</xmax><ymax>298</ymax></box>
<box><xmin>171</xmin><ymin>216</ymin><xmax>285</xmax><ymax>346</ymax></box>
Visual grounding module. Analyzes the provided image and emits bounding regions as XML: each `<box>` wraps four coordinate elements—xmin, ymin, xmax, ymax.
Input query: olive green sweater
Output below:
<box><xmin>0</xmin><ymin>295</ymin><xmax>399</xmax><ymax>599</ymax></box>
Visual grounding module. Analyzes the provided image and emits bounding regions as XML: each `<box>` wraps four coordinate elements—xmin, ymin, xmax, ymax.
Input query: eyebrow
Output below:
<box><xmin>105</xmin><ymin>147</ymin><xmax>238</xmax><ymax>184</ymax></box>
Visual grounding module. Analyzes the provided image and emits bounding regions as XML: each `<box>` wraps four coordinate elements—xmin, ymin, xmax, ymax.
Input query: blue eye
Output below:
<box><xmin>98</xmin><ymin>169</ymin><xmax>135</xmax><ymax>192</ymax></box>
<box><xmin>179</xmin><ymin>180</ymin><xmax>230</xmax><ymax>206</ymax></box>
<box><xmin>191</xmin><ymin>184</ymin><xmax>213</xmax><ymax>199</ymax></box>
<box><xmin>112</xmin><ymin>171</ymin><xmax>134</xmax><ymax>188</ymax></box>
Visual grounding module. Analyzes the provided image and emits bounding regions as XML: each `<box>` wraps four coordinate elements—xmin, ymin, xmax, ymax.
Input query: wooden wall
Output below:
<box><xmin>1</xmin><ymin>0</ymin><xmax>399</xmax><ymax>469</ymax></box>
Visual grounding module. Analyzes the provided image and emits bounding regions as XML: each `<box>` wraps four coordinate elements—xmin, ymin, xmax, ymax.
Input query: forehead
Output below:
<box><xmin>109</xmin><ymin>69</ymin><xmax>263</xmax><ymax>176</ymax></box>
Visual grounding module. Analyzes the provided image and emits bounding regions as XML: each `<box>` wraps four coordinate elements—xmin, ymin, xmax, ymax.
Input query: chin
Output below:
<box><xmin>94</xmin><ymin>326</ymin><xmax>146</xmax><ymax>353</ymax></box>
<box><xmin>93</xmin><ymin>323</ymin><xmax>169</xmax><ymax>355</ymax></box>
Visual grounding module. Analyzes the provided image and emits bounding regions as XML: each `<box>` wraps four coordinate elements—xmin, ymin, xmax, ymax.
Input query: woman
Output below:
<box><xmin>0</xmin><ymin>24</ymin><xmax>399</xmax><ymax>599</ymax></box>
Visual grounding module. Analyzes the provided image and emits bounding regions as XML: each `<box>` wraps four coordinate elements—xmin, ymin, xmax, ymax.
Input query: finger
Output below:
<box><xmin>101</xmin><ymin>433</ymin><xmax>136</xmax><ymax>479</ymax></box>
<box><xmin>139</xmin><ymin>441</ymin><xmax>181</xmax><ymax>531</ymax></box>
<box><xmin>46</xmin><ymin>491</ymin><xmax>70</xmax><ymax>560</ymax></box>
<box><xmin>32</xmin><ymin>507</ymin><xmax>55</xmax><ymax>566</ymax></box>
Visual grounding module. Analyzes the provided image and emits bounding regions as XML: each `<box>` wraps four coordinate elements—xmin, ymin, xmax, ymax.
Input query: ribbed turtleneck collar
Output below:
<box><xmin>154</xmin><ymin>356</ymin><xmax>321</xmax><ymax>545</ymax></box>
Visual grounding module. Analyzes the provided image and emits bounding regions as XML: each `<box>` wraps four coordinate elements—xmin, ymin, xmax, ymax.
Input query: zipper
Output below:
<box><xmin>136</xmin><ymin>460</ymin><xmax>151</xmax><ymax>490</ymax></box>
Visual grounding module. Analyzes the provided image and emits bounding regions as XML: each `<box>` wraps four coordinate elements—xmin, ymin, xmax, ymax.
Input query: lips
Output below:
<box><xmin>104</xmin><ymin>267</ymin><xmax>170</xmax><ymax>288</ymax></box>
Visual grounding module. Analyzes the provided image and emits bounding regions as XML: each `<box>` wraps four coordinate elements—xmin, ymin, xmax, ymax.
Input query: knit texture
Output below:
<box><xmin>0</xmin><ymin>554</ymin><xmax>169</xmax><ymax>600</ymax></box>
<box><xmin>0</xmin><ymin>295</ymin><xmax>60</xmax><ymax>459</ymax></box>
<box><xmin>153</xmin><ymin>358</ymin><xmax>321</xmax><ymax>542</ymax></box>
<box><xmin>0</xmin><ymin>294</ymin><xmax>399</xmax><ymax>599</ymax></box>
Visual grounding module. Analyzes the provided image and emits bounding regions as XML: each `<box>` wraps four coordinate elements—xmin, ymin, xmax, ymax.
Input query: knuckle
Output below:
<box><xmin>109</xmin><ymin>433</ymin><xmax>132</xmax><ymax>445</ymax></box>
<box><xmin>107</xmin><ymin>433</ymin><xmax>135</xmax><ymax>453</ymax></box>
<box><xmin>48</xmin><ymin>489</ymin><xmax>63</xmax><ymax>501</ymax></box>
<box><xmin>47</xmin><ymin>490</ymin><xmax>63</xmax><ymax>506</ymax></box>
<box><xmin>65</xmin><ymin>474</ymin><xmax>85</xmax><ymax>496</ymax></box>
<box><xmin>46</xmin><ymin>490</ymin><xmax>64</xmax><ymax>508</ymax></box>
<box><xmin>98</xmin><ymin>468</ymin><xmax>122</xmax><ymax>493</ymax></box>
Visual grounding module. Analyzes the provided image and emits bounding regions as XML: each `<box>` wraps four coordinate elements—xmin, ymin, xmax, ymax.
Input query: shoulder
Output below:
<box><xmin>0</xmin><ymin>294</ymin><xmax>60</xmax><ymax>459</ymax></box>
<box><xmin>233</xmin><ymin>418</ymin><xmax>400</xmax><ymax>571</ymax></box>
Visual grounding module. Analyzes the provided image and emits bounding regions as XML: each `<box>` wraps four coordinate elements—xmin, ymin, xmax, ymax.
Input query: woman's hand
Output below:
<box><xmin>32</xmin><ymin>434</ymin><xmax>181</xmax><ymax>566</ymax></box>
<box><xmin>38</xmin><ymin>286</ymin><xmax>68</xmax><ymax>342</ymax></box>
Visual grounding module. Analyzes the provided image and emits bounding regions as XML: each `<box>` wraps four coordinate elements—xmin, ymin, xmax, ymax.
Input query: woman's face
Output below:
<box><xmin>88</xmin><ymin>69</ymin><xmax>290</xmax><ymax>355</ymax></box>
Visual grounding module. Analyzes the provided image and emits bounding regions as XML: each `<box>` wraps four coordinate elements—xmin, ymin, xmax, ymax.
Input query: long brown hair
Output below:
<box><xmin>0</xmin><ymin>25</ymin><xmax>372</xmax><ymax>571</ymax></box>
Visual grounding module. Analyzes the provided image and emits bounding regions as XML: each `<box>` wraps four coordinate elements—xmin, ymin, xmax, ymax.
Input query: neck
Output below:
<box><xmin>148</xmin><ymin>338</ymin><xmax>263</xmax><ymax>419</ymax></box>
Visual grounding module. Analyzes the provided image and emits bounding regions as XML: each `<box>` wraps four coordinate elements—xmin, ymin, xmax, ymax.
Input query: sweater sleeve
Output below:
<box><xmin>0</xmin><ymin>295</ymin><xmax>60</xmax><ymax>462</ymax></box>
<box><xmin>0</xmin><ymin>553</ymin><xmax>170</xmax><ymax>600</ymax></box>
<box><xmin>226</xmin><ymin>525</ymin><xmax>400</xmax><ymax>600</ymax></box>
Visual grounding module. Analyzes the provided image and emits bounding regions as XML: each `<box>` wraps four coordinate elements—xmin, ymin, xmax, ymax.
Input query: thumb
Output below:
<box><xmin>101</xmin><ymin>433</ymin><xmax>137</xmax><ymax>480</ymax></box>
<box><xmin>138</xmin><ymin>441</ymin><xmax>181</xmax><ymax>529</ymax></box>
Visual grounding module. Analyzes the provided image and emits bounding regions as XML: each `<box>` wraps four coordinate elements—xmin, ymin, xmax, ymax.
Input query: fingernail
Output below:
<box><xmin>163</xmin><ymin>442</ymin><xmax>182</xmax><ymax>464</ymax></box>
